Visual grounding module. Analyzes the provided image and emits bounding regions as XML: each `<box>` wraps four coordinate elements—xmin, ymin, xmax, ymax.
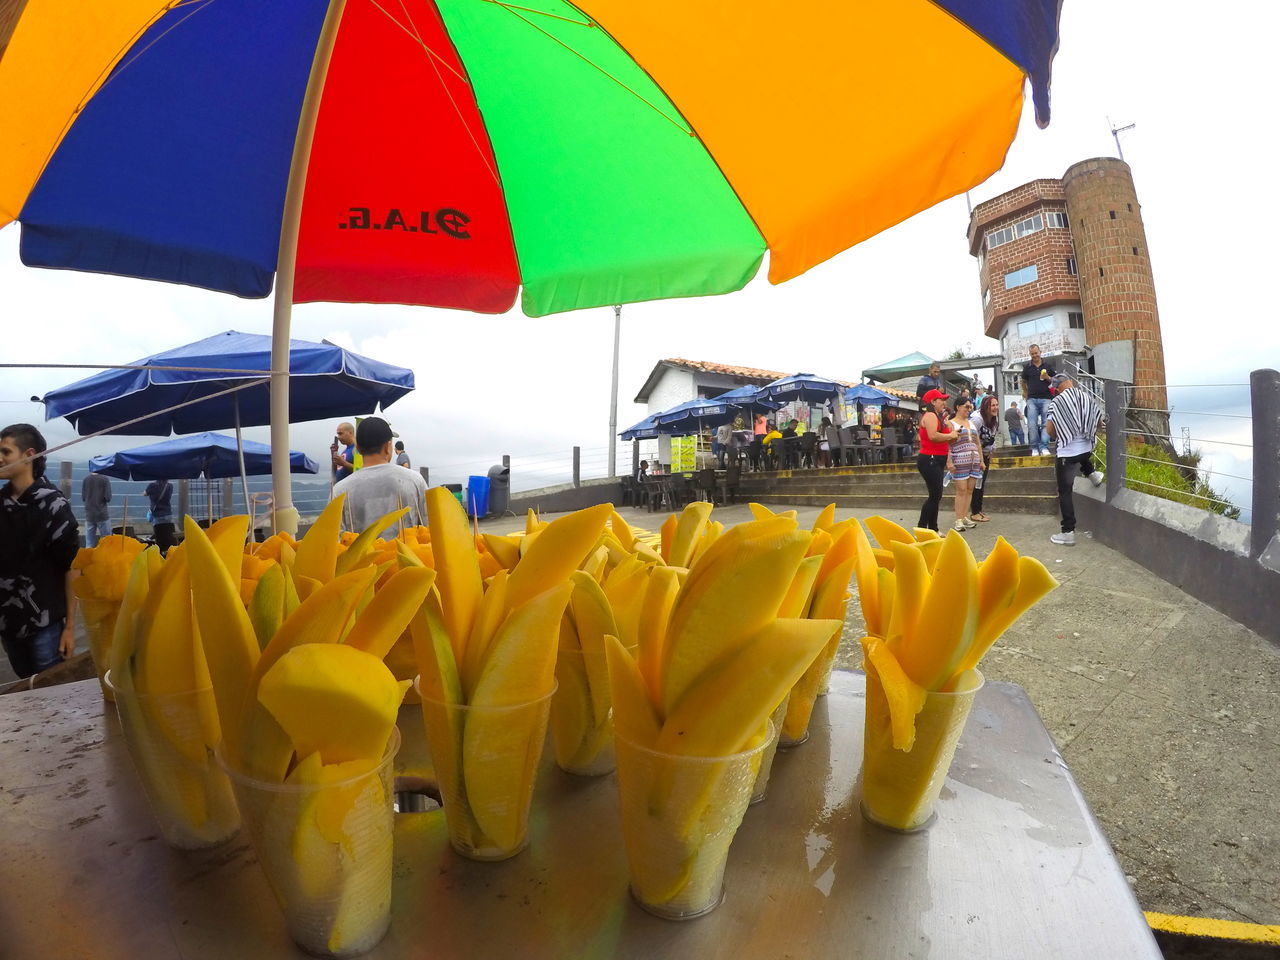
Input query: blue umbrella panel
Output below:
<box><xmin>761</xmin><ymin>372</ymin><xmax>844</xmax><ymax>404</ymax></box>
<box><xmin>89</xmin><ymin>432</ymin><xmax>318</xmax><ymax>481</ymax></box>
<box><xmin>43</xmin><ymin>329</ymin><xmax>414</xmax><ymax>436</ymax></box>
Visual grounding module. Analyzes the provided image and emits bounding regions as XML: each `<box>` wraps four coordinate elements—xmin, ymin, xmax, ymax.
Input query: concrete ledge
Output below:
<box><xmin>1074</xmin><ymin>483</ymin><xmax>1279</xmax><ymax>644</ymax></box>
<box><xmin>507</xmin><ymin>477</ymin><xmax>622</xmax><ymax>516</ymax></box>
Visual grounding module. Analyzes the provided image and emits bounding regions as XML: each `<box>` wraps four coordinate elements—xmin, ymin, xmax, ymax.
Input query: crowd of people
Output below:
<box><xmin>913</xmin><ymin>357</ymin><xmax>1105</xmax><ymax>545</ymax></box>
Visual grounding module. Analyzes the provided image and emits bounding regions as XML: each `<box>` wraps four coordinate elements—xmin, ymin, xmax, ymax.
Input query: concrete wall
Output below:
<box><xmin>645</xmin><ymin>368</ymin><xmax>696</xmax><ymax>418</ymax></box>
<box><xmin>1073</xmin><ymin>483</ymin><xmax>1279</xmax><ymax>644</ymax></box>
<box><xmin>507</xmin><ymin>476</ymin><xmax>622</xmax><ymax>517</ymax></box>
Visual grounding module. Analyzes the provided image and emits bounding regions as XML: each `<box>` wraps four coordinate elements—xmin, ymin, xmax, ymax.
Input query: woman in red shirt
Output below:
<box><xmin>916</xmin><ymin>389</ymin><xmax>959</xmax><ymax>531</ymax></box>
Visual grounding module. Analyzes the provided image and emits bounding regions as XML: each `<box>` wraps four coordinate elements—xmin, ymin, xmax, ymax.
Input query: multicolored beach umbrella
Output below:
<box><xmin>1</xmin><ymin>0</ymin><xmax>1063</xmax><ymax>317</ymax></box>
<box><xmin>0</xmin><ymin>0</ymin><xmax>1063</xmax><ymax>525</ymax></box>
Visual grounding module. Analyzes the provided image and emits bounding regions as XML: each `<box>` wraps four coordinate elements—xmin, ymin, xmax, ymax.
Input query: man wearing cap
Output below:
<box><xmin>915</xmin><ymin>388</ymin><xmax>959</xmax><ymax>532</ymax></box>
<box><xmin>1044</xmin><ymin>374</ymin><xmax>1105</xmax><ymax>546</ymax></box>
<box><xmin>332</xmin><ymin>417</ymin><xmax>426</xmax><ymax>538</ymax></box>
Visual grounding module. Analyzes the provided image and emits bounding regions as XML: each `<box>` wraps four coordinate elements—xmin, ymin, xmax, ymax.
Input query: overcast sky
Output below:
<box><xmin>3</xmin><ymin>0</ymin><xmax>1276</xmax><ymax>496</ymax></box>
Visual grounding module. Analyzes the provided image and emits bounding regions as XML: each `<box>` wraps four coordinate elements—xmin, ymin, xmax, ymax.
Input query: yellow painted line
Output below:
<box><xmin>1145</xmin><ymin>912</ymin><xmax>1280</xmax><ymax>945</ymax></box>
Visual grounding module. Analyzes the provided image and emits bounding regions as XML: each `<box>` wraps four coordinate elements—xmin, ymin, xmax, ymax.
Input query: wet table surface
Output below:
<box><xmin>0</xmin><ymin>673</ymin><xmax>1161</xmax><ymax>959</ymax></box>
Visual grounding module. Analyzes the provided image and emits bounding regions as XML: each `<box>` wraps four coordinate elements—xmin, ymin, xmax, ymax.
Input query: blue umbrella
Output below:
<box><xmin>655</xmin><ymin>397</ymin><xmax>736</xmax><ymax>432</ymax></box>
<box><xmin>41</xmin><ymin>330</ymin><xmax>413</xmax><ymax>436</ymax></box>
<box><xmin>89</xmin><ymin>432</ymin><xmax>318</xmax><ymax>481</ymax></box>
<box><xmin>844</xmin><ymin>383</ymin><xmax>901</xmax><ymax>407</ymax></box>
<box><xmin>710</xmin><ymin>384</ymin><xmax>780</xmax><ymax>412</ymax></box>
<box><xmin>761</xmin><ymin>372</ymin><xmax>843</xmax><ymax>404</ymax></box>
<box><xmin>620</xmin><ymin>415</ymin><xmax>661</xmax><ymax>441</ymax></box>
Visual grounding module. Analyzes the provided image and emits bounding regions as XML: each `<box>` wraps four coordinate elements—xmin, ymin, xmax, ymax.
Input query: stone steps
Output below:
<box><xmin>726</xmin><ymin>457</ymin><xmax>1061</xmax><ymax>515</ymax></box>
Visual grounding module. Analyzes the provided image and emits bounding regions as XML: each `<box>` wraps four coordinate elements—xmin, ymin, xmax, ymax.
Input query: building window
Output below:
<box><xmin>987</xmin><ymin>213</ymin><xmax>1043</xmax><ymax>250</ymax></box>
<box><xmin>1132</xmin><ymin>246</ymin><xmax>1139</xmax><ymax>256</ymax></box>
<box><xmin>1099</xmin><ymin>267</ymin><xmax>1105</xmax><ymax>277</ymax></box>
<box><xmin>1065</xmin><ymin>256</ymin><xmax>1077</xmax><ymax>275</ymax></box>
<box><xmin>1004</xmin><ymin>264</ymin><xmax>1038</xmax><ymax>289</ymax></box>
<box><xmin>1046</xmin><ymin>211</ymin><xmax>1068</xmax><ymax>229</ymax></box>
<box><xmin>982</xmin><ymin>287</ymin><xmax>991</xmax><ymax>306</ymax></box>
<box><xmin>986</xmin><ymin>225</ymin><xmax>1014</xmax><ymax>250</ymax></box>
<box><xmin>1068</xmin><ymin>311</ymin><xmax>1085</xmax><ymax>329</ymax></box>
<box><xmin>1109</xmin><ymin>210</ymin><xmax>1117</xmax><ymax>219</ymax></box>
<box><xmin>1017</xmin><ymin>315</ymin><xmax>1055</xmax><ymax>337</ymax></box>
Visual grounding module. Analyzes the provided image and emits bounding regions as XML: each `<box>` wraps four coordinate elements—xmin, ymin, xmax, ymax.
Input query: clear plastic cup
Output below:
<box><xmin>415</xmin><ymin>679</ymin><xmax>555</xmax><ymax>861</ymax></box>
<box><xmin>780</xmin><ymin>632</ymin><xmax>841</xmax><ymax>747</ymax></box>
<box><xmin>614</xmin><ymin>724</ymin><xmax>771</xmax><ymax>919</ymax></box>
<box><xmin>80</xmin><ymin>598</ymin><xmax>121</xmax><ymax>701</ymax></box>
<box><xmin>105</xmin><ymin>670</ymin><xmax>239</xmax><ymax>849</ymax></box>
<box><xmin>550</xmin><ymin>647</ymin><xmax>618</xmax><ymax>777</ymax></box>
<box><xmin>750</xmin><ymin>695</ymin><xmax>790</xmax><ymax>804</ymax></box>
<box><xmin>219</xmin><ymin>728</ymin><xmax>400</xmax><ymax>958</ymax></box>
<box><xmin>860</xmin><ymin>668</ymin><xmax>985</xmax><ymax>832</ymax></box>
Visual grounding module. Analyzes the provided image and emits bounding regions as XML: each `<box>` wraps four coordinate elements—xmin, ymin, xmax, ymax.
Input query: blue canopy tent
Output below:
<box><xmin>44</xmin><ymin>330</ymin><xmax>412</xmax><ymax>525</ymax></box>
<box><xmin>710</xmin><ymin>384</ymin><xmax>780</xmax><ymax>413</ymax></box>
<box><xmin>655</xmin><ymin>397</ymin><xmax>737</xmax><ymax>433</ymax></box>
<box><xmin>42</xmin><ymin>330</ymin><xmax>413</xmax><ymax>436</ymax></box>
<box><xmin>620</xmin><ymin>415</ymin><xmax>661</xmax><ymax>441</ymax></box>
<box><xmin>844</xmin><ymin>383</ymin><xmax>901</xmax><ymax>406</ymax></box>
<box><xmin>760</xmin><ymin>372</ymin><xmax>843</xmax><ymax>404</ymax></box>
<box><xmin>89</xmin><ymin>432</ymin><xmax>318</xmax><ymax>481</ymax></box>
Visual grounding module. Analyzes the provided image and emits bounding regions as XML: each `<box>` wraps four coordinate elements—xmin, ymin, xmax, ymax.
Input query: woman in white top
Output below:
<box><xmin>945</xmin><ymin>398</ymin><xmax>983</xmax><ymax>532</ymax></box>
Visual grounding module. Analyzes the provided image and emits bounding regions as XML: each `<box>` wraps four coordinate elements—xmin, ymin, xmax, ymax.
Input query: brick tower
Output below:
<box><xmin>1062</xmin><ymin>157</ymin><xmax>1167</xmax><ymax>411</ymax></box>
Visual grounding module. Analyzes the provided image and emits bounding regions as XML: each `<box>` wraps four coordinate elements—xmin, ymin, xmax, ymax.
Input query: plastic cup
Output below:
<box><xmin>105</xmin><ymin>670</ymin><xmax>239</xmax><ymax>849</ymax></box>
<box><xmin>415</xmin><ymin>679</ymin><xmax>555</xmax><ymax>861</ymax></box>
<box><xmin>860</xmin><ymin>668</ymin><xmax>985</xmax><ymax>832</ymax></box>
<box><xmin>779</xmin><ymin>631</ymin><xmax>841</xmax><ymax>747</ymax></box>
<box><xmin>80</xmin><ymin>598</ymin><xmax>121</xmax><ymax>700</ymax></box>
<box><xmin>550</xmin><ymin>647</ymin><xmax>619</xmax><ymax>777</ymax></box>
<box><xmin>219</xmin><ymin>728</ymin><xmax>400</xmax><ymax>958</ymax></box>
<box><xmin>614</xmin><ymin>724</ymin><xmax>771</xmax><ymax>920</ymax></box>
<box><xmin>750</xmin><ymin>695</ymin><xmax>790</xmax><ymax>804</ymax></box>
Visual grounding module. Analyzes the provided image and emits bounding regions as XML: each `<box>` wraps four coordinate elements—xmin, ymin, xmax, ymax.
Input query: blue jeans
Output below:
<box><xmin>85</xmin><ymin>519</ymin><xmax>111</xmax><ymax>547</ymax></box>
<box><xmin>2</xmin><ymin>619</ymin><xmax>66</xmax><ymax>679</ymax></box>
<box><xmin>1009</xmin><ymin>427</ymin><xmax>1025</xmax><ymax>446</ymax></box>
<box><xmin>1025</xmin><ymin>398</ymin><xmax>1050</xmax><ymax>453</ymax></box>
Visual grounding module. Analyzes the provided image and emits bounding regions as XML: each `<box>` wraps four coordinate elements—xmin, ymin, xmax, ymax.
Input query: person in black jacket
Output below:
<box><xmin>0</xmin><ymin>424</ymin><xmax>80</xmax><ymax>678</ymax></box>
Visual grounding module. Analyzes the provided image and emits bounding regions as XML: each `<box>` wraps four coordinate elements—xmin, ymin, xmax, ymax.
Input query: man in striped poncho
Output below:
<box><xmin>1045</xmin><ymin>374</ymin><xmax>1106</xmax><ymax>546</ymax></box>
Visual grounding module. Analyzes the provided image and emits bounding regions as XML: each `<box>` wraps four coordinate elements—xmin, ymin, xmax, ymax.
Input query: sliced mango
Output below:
<box><xmin>258</xmin><ymin>644</ymin><xmax>403</xmax><ymax>765</ymax></box>
<box><xmin>426</xmin><ymin>487</ymin><xmax>484</xmax><ymax>665</ymax></box>
<box><xmin>294</xmin><ymin>495</ymin><xmax>346</xmax><ymax>584</ymax></box>
<box><xmin>503</xmin><ymin>503</ymin><xmax>611</xmax><ymax>613</ymax></box>
<box><xmin>470</xmin><ymin>582</ymin><xmax>573</xmax><ymax>708</ymax></box>
<box><xmin>343</xmin><ymin>566</ymin><xmax>436</xmax><ymax>661</ymax></box>
<box><xmin>861</xmin><ymin>637</ymin><xmax>928</xmax><ymax>750</ymax></box>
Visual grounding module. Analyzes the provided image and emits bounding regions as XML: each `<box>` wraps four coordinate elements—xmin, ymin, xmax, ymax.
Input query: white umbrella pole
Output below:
<box><xmin>268</xmin><ymin>0</ymin><xmax>347</xmax><ymax>537</ymax></box>
<box><xmin>234</xmin><ymin>392</ymin><xmax>252</xmax><ymax>539</ymax></box>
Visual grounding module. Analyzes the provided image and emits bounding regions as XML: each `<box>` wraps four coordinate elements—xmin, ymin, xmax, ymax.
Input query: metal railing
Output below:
<box><xmin>1101</xmin><ymin>370</ymin><xmax>1278</xmax><ymax>559</ymax></box>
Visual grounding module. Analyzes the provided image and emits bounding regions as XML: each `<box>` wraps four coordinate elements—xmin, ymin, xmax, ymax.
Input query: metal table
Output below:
<box><xmin>0</xmin><ymin>673</ymin><xmax>1161</xmax><ymax>959</ymax></box>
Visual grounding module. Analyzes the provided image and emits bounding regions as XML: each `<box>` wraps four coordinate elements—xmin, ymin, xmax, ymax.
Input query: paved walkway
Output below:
<box><xmin>485</xmin><ymin>503</ymin><xmax>1279</xmax><ymax>929</ymax></box>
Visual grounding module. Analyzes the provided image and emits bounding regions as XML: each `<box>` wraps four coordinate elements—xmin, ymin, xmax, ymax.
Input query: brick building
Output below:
<box><xmin>967</xmin><ymin>157</ymin><xmax>1168</xmax><ymax>411</ymax></box>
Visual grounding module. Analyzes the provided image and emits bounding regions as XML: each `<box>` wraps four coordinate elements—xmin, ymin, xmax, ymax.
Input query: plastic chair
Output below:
<box><xmin>825</xmin><ymin>424</ymin><xmax>846</xmax><ymax>466</ymax></box>
<box><xmin>799</xmin><ymin>432</ymin><xmax>818</xmax><ymax>468</ymax></box>
<box><xmin>718</xmin><ymin>464</ymin><xmax>741</xmax><ymax>504</ymax></box>
<box><xmin>695</xmin><ymin>468</ymin><xmax>720</xmax><ymax>504</ymax></box>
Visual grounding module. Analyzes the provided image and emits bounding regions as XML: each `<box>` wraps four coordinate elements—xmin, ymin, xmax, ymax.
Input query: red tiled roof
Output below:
<box><xmin>662</xmin><ymin>358</ymin><xmax>859</xmax><ymax>388</ymax></box>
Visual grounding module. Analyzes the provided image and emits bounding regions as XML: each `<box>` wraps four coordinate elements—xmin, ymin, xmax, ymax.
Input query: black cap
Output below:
<box><xmin>355</xmin><ymin>417</ymin><xmax>396</xmax><ymax>452</ymax></box>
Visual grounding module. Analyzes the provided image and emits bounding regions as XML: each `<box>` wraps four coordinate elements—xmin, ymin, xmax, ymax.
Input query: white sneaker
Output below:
<box><xmin>1089</xmin><ymin>470</ymin><xmax>1105</xmax><ymax>487</ymax></box>
<box><xmin>962</xmin><ymin>517</ymin><xmax>978</xmax><ymax>529</ymax></box>
<box><xmin>1050</xmin><ymin>531</ymin><xmax>1076</xmax><ymax>546</ymax></box>
<box><xmin>954</xmin><ymin>520</ymin><xmax>968</xmax><ymax>533</ymax></box>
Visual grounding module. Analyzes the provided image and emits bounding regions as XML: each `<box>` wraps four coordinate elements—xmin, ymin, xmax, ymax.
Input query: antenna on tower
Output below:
<box><xmin>1107</xmin><ymin>116</ymin><xmax>1136</xmax><ymax>162</ymax></box>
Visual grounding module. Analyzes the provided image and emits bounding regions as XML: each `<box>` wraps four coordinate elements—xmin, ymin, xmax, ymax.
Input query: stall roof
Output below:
<box><xmin>634</xmin><ymin>358</ymin><xmax>856</xmax><ymax>404</ymax></box>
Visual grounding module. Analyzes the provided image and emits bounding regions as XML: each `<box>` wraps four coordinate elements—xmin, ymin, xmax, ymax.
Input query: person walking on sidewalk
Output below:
<box><xmin>82</xmin><ymin>470</ymin><xmax>112</xmax><ymax>547</ymax></box>
<box><xmin>1021</xmin><ymin>344</ymin><xmax>1055</xmax><ymax>456</ymax></box>
<box><xmin>968</xmin><ymin>394</ymin><xmax>999</xmax><ymax>522</ymax></box>
<box><xmin>946</xmin><ymin>398</ymin><xmax>983</xmax><ymax>533</ymax></box>
<box><xmin>1045</xmin><ymin>374</ymin><xmax>1105</xmax><ymax>546</ymax></box>
<box><xmin>915</xmin><ymin>389</ymin><xmax>958</xmax><ymax>532</ymax></box>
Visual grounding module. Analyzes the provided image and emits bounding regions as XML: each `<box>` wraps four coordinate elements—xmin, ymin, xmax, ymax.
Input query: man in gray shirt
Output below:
<box><xmin>1004</xmin><ymin>402</ymin><xmax>1026</xmax><ymax>446</ymax></box>
<box><xmin>81</xmin><ymin>471</ymin><xmax>112</xmax><ymax>547</ymax></box>
<box><xmin>333</xmin><ymin>418</ymin><xmax>426</xmax><ymax>538</ymax></box>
